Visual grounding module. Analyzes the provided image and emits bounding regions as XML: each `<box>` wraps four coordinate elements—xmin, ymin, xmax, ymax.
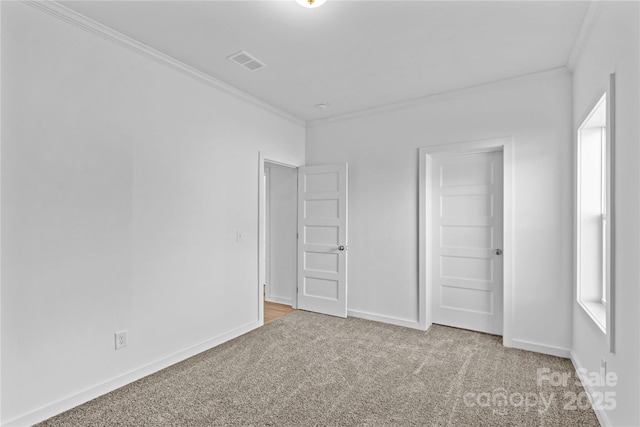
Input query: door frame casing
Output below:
<box><xmin>258</xmin><ymin>152</ymin><xmax>301</xmax><ymax>326</ymax></box>
<box><xmin>418</xmin><ymin>137</ymin><xmax>514</xmax><ymax>346</ymax></box>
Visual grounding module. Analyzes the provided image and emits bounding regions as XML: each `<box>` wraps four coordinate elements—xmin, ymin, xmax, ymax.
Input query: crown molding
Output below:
<box><xmin>307</xmin><ymin>67</ymin><xmax>570</xmax><ymax>128</ymax></box>
<box><xmin>566</xmin><ymin>1</ymin><xmax>605</xmax><ymax>72</ymax></box>
<box><xmin>23</xmin><ymin>0</ymin><xmax>305</xmax><ymax>127</ymax></box>
<box><xmin>23</xmin><ymin>0</ymin><xmax>589</xmax><ymax>131</ymax></box>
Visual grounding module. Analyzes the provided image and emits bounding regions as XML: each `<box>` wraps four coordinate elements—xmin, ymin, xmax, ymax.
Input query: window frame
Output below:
<box><xmin>576</xmin><ymin>93</ymin><xmax>609</xmax><ymax>334</ymax></box>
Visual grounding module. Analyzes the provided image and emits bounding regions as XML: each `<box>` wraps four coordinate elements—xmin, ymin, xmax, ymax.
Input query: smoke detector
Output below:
<box><xmin>227</xmin><ymin>50</ymin><xmax>266</xmax><ymax>72</ymax></box>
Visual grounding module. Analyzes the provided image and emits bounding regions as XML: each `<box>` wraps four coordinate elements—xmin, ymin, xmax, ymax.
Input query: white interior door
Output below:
<box><xmin>431</xmin><ymin>151</ymin><xmax>503</xmax><ymax>335</ymax></box>
<box><xmin>297</xmin><ymin>163</ymin><xmax>348</xmax><ymax>318</ymax></box>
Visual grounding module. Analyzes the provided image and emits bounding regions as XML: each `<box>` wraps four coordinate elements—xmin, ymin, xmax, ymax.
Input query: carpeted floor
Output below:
<box><xmin>41</xmin><ymin>311</ymin><xmax>600</xmax><ymax>426</ymax></box>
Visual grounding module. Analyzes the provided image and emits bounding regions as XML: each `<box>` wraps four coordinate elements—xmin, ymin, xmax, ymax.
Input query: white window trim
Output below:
<box><xmin>576</xmin><ymin>93</ymin><xmax>607</xmax><ymax>334</ymax></box>
<box><xmin>575</xmin><ymin>81</ymin><xmax>616</xmax><ymax>346</ymax></box>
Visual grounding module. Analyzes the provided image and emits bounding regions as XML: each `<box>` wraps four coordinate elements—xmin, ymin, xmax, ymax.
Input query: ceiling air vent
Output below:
<box><xmin>227</xmin><ymin>50</ymin><xmax>266</xmax><ymax>72</ymax></box>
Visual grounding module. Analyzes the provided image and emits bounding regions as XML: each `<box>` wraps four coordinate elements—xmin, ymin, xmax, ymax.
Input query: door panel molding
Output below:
<box><xmin>431</xmin><ymin>151</ymin><xmax>503</xmax><ymax>335</ymax></box>
<box><xmin>418</xmin><ymin>138</ymin><xmax>514</xmax><ymax>345</ymax></box>
<box><xmin>297</xmin><ymin>163</ymin><xmax>348</xmax><ymax>318</ymax></box>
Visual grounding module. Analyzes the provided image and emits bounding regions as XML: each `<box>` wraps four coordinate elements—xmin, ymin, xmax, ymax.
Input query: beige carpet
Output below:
<box><xmin>41</xmin><ymin>311</ymin><xmax>599</xmax><ymax>426</ymax></box>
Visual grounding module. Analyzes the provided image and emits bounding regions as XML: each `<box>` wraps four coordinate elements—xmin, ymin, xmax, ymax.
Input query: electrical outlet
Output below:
<box><xmin>236</xmin><ymin>230</ymin><xmax>244</xmax><ymax>243</ymax></box>
<box><xmin>115</xmin><ymin>331</ymin><xmax>127</xmax><ymax>350</ymax></box>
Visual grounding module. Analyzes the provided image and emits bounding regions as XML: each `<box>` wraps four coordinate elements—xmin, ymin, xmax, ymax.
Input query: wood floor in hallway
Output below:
<box><xmin>264</xmin><ymin>301</ymin><xmax>295</xmax><ymax>323</ymax></box>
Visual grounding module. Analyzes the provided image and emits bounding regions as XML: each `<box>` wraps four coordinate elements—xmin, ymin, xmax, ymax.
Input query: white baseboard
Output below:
<box><xmin>348</xmin><ymin>309</ymin><xmax>420</xmax><ymax>330</ymax></box>
<box><xmin>570</xmin><ymin>352</ymin><xmax>611</xmax><ymax>427</ymax></box>
<box><xmin>265</xmin><ymin>295</ymin><xmax>292</xmax><ymax>305</ymax></box>
<box><xmin>5</xmin><ymin>320</ymin><xmax>261</xmax><ymax>427</ymax></box>
<box><xmin>509</xmin><ymin>338</ymin><xmax>571</xmax><ymax>358</ymax></box>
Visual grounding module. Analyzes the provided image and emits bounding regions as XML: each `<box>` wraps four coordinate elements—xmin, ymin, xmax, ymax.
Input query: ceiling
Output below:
<box><xmin>59</xmin><ymin>1</ymin><xmax>590</xmax><ymax>122</ymax></box>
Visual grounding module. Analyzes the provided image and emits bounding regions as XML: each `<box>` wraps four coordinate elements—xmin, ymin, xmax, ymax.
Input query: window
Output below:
<box><xmin>576</xmin><ymin>94</ymin><xmax>608</xmax><ymax>333</ymax></box>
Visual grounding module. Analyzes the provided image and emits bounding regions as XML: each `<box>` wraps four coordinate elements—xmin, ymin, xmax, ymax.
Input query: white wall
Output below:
<box><xmin>571</xmin><ymin>2</ymin><xmax>639</xmax><ymax>426</ymax></box>
<box><xmin>1</xmin><ymin>2</ymin><xmax>304</xmax><ymax>425</ymax></box>
<box><xmin>265</xmin><ymin>162</ymin><xmax>297</xmax><ymax>305</ymax></box>
<box><xmin>306</xmin><ymin>69</ymin><xmax>574</xmax><ymax>354</ymax></box>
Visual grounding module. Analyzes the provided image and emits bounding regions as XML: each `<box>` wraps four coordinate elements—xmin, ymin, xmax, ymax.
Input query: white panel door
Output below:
<box><xmin>297</xmin><ymin>163</ymin><xmax>348</xmax><ymax>318</ymax></box>
<box><xmin>432</xmin><ymin>151</ymin><xmax>503</xmax><ymax>335</ymax></box>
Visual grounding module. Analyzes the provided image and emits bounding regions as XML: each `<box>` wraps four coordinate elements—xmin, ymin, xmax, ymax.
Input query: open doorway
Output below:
<box><xmin>258</xmin><ymin>154</ymin><xmax>350</xmax><ymax>324</ymax></box>
<box><xmin>262</xmin><ymin>161</ymin><xmax>298</xmax><ymax>323</ymax></box>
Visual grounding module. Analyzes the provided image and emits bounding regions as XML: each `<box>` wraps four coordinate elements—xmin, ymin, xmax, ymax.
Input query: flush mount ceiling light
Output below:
<box><xmin>296</xmin><ymin>0</ymin><xmax>327</xmax><ymax>9</ymax></box>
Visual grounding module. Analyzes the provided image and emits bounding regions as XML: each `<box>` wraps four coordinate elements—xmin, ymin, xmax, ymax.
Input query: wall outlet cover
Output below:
<box><xmin>115</xmin><ymin>331</ymin><xmax>128</xmax><ymax>350</ymax></box>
